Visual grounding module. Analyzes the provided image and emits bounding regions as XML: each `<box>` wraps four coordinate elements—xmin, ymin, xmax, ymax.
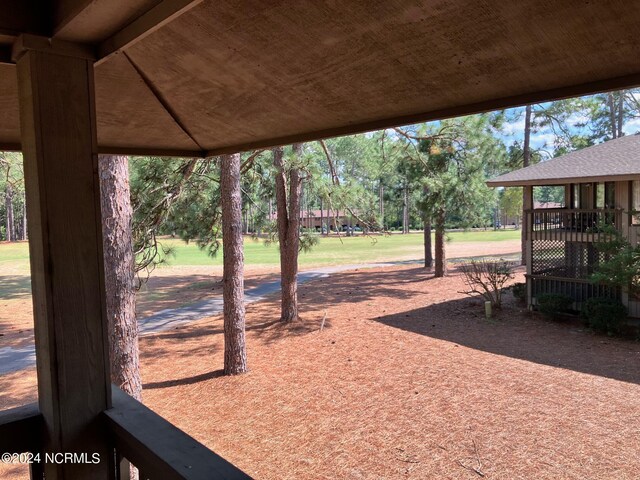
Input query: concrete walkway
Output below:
<box><xmin>0</xmin><ymin>262</ymin><xmax>397</xmax><ymax>374</ymax></box>
<box><xmin>0</xmin><ymin>253</ymin><xmax>520</xmax><ymax>375</ymax></box>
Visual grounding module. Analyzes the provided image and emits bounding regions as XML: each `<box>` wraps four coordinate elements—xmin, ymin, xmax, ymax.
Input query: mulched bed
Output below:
<box><xmin>2</xmin><ymin>264</ymin><xmax>639</xmax><ymax>479</ymax></box>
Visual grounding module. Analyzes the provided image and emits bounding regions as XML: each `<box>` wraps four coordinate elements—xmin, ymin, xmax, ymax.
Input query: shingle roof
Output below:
<box><xmin>487</xmin><ymin>134</ymin><xmax>640</xmax><ymax>187</ymax></box>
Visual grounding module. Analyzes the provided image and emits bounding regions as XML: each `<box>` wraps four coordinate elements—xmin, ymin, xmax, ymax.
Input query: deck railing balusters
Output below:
<box><xmin>526</xmin><ymin>208</ymin><xmax>622</xmax><ymax>242</ymax></box>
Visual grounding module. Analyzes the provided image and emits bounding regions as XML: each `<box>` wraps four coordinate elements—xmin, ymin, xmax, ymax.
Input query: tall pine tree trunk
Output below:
<box><xmin>423</xmin><ymin>185</ymin><xmax>432</xmax><ymax>268</ymax></box>
<box><xmin>607</xmin><ymin>93</ymin><xmax>618</xmax><ymax>139</ymax></box>
<box><xmin>21</xmin><ymin>191</ymin><xmax>27</xmax><ymax>240</ymax></box>
<box><xmin>273</xmin><ymin>145</ymin><xmax>302</xmax><ymax>323</ymax></box>
<box><xmin>221</xmin><ymin>153</ymin><xmax>248</xmax><ymax>375</ymax></box>
<box><xmin>379</xmin><ymin>180</ymin><xmax>385</xmax><ymax>230</ymax></box>
<box><xmin>616</xmin><ymin>94</ymin><xmax>624</xmax><ymax>138</ymax></box>
<box><xmin>521</xmin><ymin>104</ymin><xmax>532</xmax><ymax>266</ymax></box>
<box><xmin>98</xmin><ymin>155</ymin><xmax>142</xmax><ymax>400</ymax></box>
<box><xmin>424</xmin><ymin>220</ymin><xmax>433</xmax><ymax>268</ymax></box>
<box><xmin>434</xmin><ymin>207</ymin><xmax>447</xmax><ymax>277</ymax></box>
<box><xmin>5</xmin><ymin>183</ymin><xmax>13</xmax><ymax>241</ymax></box>
<box><xmin>402</xmin><ymin>183</ymin><xmax>409</xmax><ymax>234</ymax></box>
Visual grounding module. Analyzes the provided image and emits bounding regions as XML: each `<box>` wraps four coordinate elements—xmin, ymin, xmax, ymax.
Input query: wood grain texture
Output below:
<box><xmin>124</xmin><ymin>0</ymin><xmax>640</xmax><ymax>151</ymax></box>
<box><xmin>97</xmin><ymin>0</ymin><xmax>205</xmax><ymax>64</ymax></box>
<box><xmin>95</xmin><ymin>53</ymin><xmax>201</xmax><ymax>151</ymax></box>
<box><xmin>105</xmin><ymin>387</ymin><xmax>252</xmax><ymax>479</ymax></box>
<box><xmin>0</xmin><ymin>64</ymin><xmax>19</xmax><ymax>145</ymax></box>
<box><xmin>17</xmin><ymin>48</ymin><xmax>113</xmax><ymax>479</ymax></box>
<box><xmin>2</xmin><ymin>1</ymin><xmax>640</xmax><ymax>154</ymax></box>
<box><xmin>54</xmin><ymin>0</ymin><xmax>161</xmax><ymax>43</ymax></box>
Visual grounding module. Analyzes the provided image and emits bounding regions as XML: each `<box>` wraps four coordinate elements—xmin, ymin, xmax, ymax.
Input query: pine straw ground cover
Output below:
<box><xmin>2</xmin><ymin>265</ymin><xmax>640</xmax><ymax>479</ymax></box>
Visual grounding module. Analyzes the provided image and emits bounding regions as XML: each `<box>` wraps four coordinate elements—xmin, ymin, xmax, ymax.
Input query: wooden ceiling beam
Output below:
<box><xmin>204</xmin><ymin>72</ymin><xmax>640</xmax><ymax>157</ymax></box>
<box><xmin>0</xmin><ymin>44</ymin><xmax>12</xmax><ymax>65</ymax></box>
<box><xmin>1</xmin><ymin>143</ymin><xmax>206</xmax><ymax>158</ymax></box>
<box><xmin>123</xmin><ymin>51</ymin><xmax>204</xmax><ymax>150</ymax></box>
<box><xmin>98</xmin><ymin>146</ymin><xmax>205</xmax><ymax>158</ymax></box>
<box><xmin>0</xmin><ymin>1</ymin><xmax>50</xmax><ymax>38</ymax></box>
<box><xmin>0</xmin><ymin>142</ymin><xmax>21</xmax><ymax>151</ymax></box>
<box><xmin>11</xmin><ymin>34</ymin><xmax>96</xmax><ymax>63</ymax></box>
<box><xmin>52</xmin><ymin>0</ymin><xmax>95</xmax><ymax>38</ymax></box>
<box><xmin>96</xmin><ymin>0</ymin><xmax>204</xmax><ymax>66</ymax></box>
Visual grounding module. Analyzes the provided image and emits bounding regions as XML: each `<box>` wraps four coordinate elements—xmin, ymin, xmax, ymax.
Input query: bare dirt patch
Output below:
<box><xmin>3</xmin><ymin>262</ymin><xmax>639</xmax><ymax>480</ymax></box>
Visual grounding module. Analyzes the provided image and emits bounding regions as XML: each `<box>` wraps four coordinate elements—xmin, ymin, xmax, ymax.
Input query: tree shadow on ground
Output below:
<box><xmin>301</xmin><ymin>266</ymin><xmax>432</xmax><ymax>304</ymax></box>
<box><xmin>246</xmin><ymin>267</ymin><xmax>436</xmax><ymax>344</ymax></box>
<box><xmin>375</xmin><ymin>294</ymin><xmax>640</xmax><ymax>385</ymax></box>
<box><xmin>143</xmin><ymin>369</ymin><xmax>225</xmax><ymax>389</ymax></box>
<box><xmin>248</xmin><ymin>309</ymin><xmax>334</xmax><ymax>345</ymax></box>
<box><xmin>136</xmin><ymin>272</ymin><xmax>281</xmax><ymax>317</ymax></box>
<box><xmin>148</xmin><ymin>318</ymin><xmax>283</xmax><ymax>343</ymax></box>
<box><xmin>0</xmin><ymin>369</ymin><xmax>37</xmax><ymax>410</ymax></box>
<box><xmin>0</xmin><ymin>276</ymin><xmax>31</xmax><ymax>300</ymax></box>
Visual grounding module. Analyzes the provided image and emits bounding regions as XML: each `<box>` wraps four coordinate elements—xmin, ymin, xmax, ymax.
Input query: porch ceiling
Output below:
<box><xmin>2</xmin><ymin>0</ymin><xmax>640</xmax><ymax>157</ymax></box>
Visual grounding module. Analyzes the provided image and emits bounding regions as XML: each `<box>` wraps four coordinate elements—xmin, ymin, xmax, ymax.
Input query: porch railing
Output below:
<box><xmin>0</xmin><ymin>403</ymin><xmax>44</xmax><ymax>479</ymax></box>
<box><xmin>526</xmin><ymin>208</ymin><xmax>621</xmax><ymax>241</ymax></box>
<box><xmin>0</xmin><ymin>386</ymin><xmax>251</xmax><ymax>480</ymax></box>
<box><xmin>529</xmin><ymin>274</ymin><xmax>620</xmax><ymax>308</ymax></box>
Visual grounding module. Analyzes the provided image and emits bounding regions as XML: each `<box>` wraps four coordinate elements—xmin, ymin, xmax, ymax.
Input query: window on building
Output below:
<box><xmin>632</xmin><ymin>180</ymin><xmax>640</xmax><ymax>225</ymax></box>
<box><xmin>572</xmin><ymin>184</ymin><xmax>580</xmax><ymax>209</ymax></box>
<box><xmin>596</xmin><ymin>182</ymin><xmax>616</xmax><ymax>209</ymax></box>
<box><xmin>605</xmin><ymin>182</ymin><xmax>615</xmax><ymax>209</ymax></box>
<box><xmin>533</xmin><ymin>185</ymin><xmax>565</xmax><ymax>208</ymax></box>
<box><xmin>596</xmin><ymin>183</ymin><xmax>604</xmax><ymax>208</ymax></box>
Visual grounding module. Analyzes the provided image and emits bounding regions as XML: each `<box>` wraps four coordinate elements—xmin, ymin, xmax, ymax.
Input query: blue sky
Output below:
<box><xmin>498</xmin><ymin>96</ymin><xmax>640</xmax><ymax>158</ymax></box>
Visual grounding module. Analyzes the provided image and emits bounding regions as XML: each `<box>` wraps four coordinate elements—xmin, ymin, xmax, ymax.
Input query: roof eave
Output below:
<box><xmin>487</xmin><ymin>173</ymin><xmax>640</xmax><ymax>188</ymax></box>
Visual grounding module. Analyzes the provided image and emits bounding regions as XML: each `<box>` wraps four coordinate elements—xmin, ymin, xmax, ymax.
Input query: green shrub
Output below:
<box><xmin>511</xmin><ymin>282</ymin><xmax>526</xmax><ymax>302</ymax></box>
<box><xmin>537</xmin><ymin>293</ymin><xmax>573</xmax><ymax>319</ymax></box>
<box><xmin>582</xmin><ymin>297</ymin><xmax>627</xmax><ymax>335</ymax></box>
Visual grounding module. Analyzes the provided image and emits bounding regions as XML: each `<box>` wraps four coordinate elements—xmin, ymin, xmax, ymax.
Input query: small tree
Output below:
<box><xmin>591</xmin><ymin>223</ymin><xmax>640</xmax><ymax>295</ymax></box>
<box><xmin>460</xmin><ymin>259</ymin><xmax>516</xmax><ymax>308</ymax></box>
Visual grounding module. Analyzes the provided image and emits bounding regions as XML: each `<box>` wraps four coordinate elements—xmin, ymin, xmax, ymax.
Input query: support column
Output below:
<box><xmin>523</xmin><ymin>185</ymin><xmax>534</xmax><ymax>309</ymax></box>
<box><xmin>14</xmin><ymin>36</ymin><xmax>113</xmax><ymax>479</ymax></box>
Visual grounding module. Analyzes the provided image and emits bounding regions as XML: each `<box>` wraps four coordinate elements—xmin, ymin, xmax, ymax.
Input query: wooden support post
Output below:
<box><xmin>14</xmin><ymin>37</ymin><xmax>113</xmax><ymax>479</ymax></box>
<box><xmin>618</xmin><ymin>181</ymin><xmax>630</xmax><ymax>309</ymax></box>
<box><xmin>523</xmin><ymin>185</ymin><xmax>534</xmax><ymax>309</ymax></box>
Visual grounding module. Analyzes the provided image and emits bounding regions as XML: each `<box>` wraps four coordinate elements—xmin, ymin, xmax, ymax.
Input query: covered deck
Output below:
<box><xmin>489</xmin><ymin>135</ymin><xmax>640</xmax><ymax>316</ymax></box>
<box><xmin>2</xmin><ymin>1</ymin><xmax>640</xmax><ymax>478</ymax></box>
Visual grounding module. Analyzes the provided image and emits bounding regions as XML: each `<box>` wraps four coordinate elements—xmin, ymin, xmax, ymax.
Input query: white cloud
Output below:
<box><xmin>501</xmin><ymin>118</ymin><xmax>525</xmax><ymax>136</ymax></box>
<box><xmin>623</xmin><ymin>117</ymin><xmax>640</xmax><ymax>135</ymax></box>
<box><xmin>566</xmin><ymin>112</ymin><xmax>590</xmax><ymax>127</ymax></box>
<box><xmin>530</xmin><ymin>133</ymin><xmax>556</xmax><ymax>149</ymax></box>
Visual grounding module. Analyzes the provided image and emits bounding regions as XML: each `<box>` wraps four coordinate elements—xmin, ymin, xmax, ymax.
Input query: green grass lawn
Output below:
<box><xmin>0</xmin><ymin>241</ymin><xmax>31</xmax><ymax>275</ymax></box>
<box><xmin>0</xmin><ymin>230</ymin><xmax>520</xmax><ymax>271</ymax></box>
<box><xmin>153</xmin><ymin>229</ymin><xmax>520</xmax><ymax>267</ymax></box>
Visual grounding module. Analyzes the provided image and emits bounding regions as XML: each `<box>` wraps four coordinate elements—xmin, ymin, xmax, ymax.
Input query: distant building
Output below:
<box><xmin>488</xmin><ymin>134</ymin><xmax>640</xmax><ymax>317</ymax></box>
<box><xmin>269</xmin><ymin>209</ymin><xmax>360</xmax><ymax>231</ymax></box>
